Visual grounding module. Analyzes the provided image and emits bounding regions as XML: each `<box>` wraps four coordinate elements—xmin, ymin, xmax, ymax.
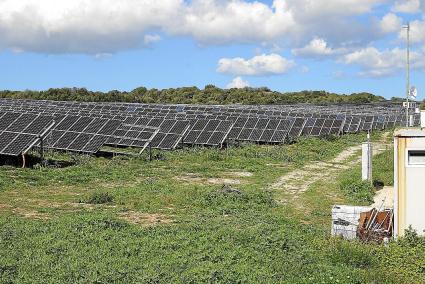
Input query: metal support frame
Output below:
<box><xmin>404</xmin><ymin>22</ymin><xmax>410</xmax><ymax>127</ymax></box>
<box><xmin>20</xmin><ymin>121</ymin><xmax>55</xmax><ymax>168</ymax></box>
<box><xmin>149</xmin><ymin>143</ymin><xmax>152</xmax><ymax>161</ymax></box>
<box><xmin>21</xmin><ymin>153</ymin><xmax>26</xmax><ymax>169</ymax></box>
<box><xmin>39</xmin><ymin>135</ymin><xmax>45</xmax><ymax>164</ymax></box>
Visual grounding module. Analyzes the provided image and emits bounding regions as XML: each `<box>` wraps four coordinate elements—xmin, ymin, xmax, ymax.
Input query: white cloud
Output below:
<box><xmin>392</xmin><ymin>0</ymin><xmax>421</xmax><ymax>13</ymax></box>
<box><xmin>0</xmin><ymin>0</ymin><xmax>391</xmax><ymax>54</ymax></box>
<box><xmin>143</xmin><ymin>34</ymin><xmax>161</xmax><ymax>46</ymax></box>
<box><xmin>173</xmin><ymin>0</ymin><xmax>386</xmax><ymax>46</ymax></box>
<box><xmin>94</xmin><ymin>53</ymin><xmax>112</xmax><ymax>59</ymax></box>
<box><xmin>379</xmin><ymin>13</ymin><xmax>403</xmax><ymax>34</ymax></box>
<box><xmin>226</xmin><ymin>77</ymin><xmax>250</xmax><ymax>89</ymax></box>
<box><xmin>292</xmin><ymin>38</ymin><xmax>346</xmax><ymax>58</ymax></box>
<box><xmin>285</xmin><ymin>0</ymin><xmax>384</xmax><ymax>18</ymax></box>
<box><xmin>169</xmin><ymin>0</ymin><xmax>295</xmax><ymax>45</ymax></box>
<box><xmin>217</xmin><ymin>53</ymin><xmax>295</xmax><ymax>76</ymax></box>
<box><xmin>399</xmin><ymin>20</ymin><xmax>425</xmax><ymax>43</ymax></box>
<box><xmin>0</xmin><ymin>0</ymin><xmax>181</xmax><ymax>54</ymax></box>
<box><xmin>341</xmin><ymin>46</ymin><xmax>425</xmax><ymax>77</ymax></box>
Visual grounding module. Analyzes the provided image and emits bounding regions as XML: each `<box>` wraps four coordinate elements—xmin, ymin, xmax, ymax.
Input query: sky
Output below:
<box><xmin>0</xmin><ymin>0</ymin><xmax>424</xmax><ymax>99</ymax></box>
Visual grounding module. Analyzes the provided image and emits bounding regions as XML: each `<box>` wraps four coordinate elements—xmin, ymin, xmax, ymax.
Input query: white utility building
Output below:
<box><xmin>394</xmin><ymin>129</ymin><xmax>425</xmax><ymax>237</ymax></box>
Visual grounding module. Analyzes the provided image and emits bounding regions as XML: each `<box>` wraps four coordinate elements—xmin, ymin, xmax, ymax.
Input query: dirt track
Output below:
<box><xmin>270</xmin><ymin>133</ymin><xmax>392</xmax><ymax>203</ymax></box>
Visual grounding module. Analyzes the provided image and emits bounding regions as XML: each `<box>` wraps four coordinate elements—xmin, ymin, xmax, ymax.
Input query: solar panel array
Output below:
<box><xmin>0</xmin><ymin>98</ymin><xmax>420</xmax><ymax>156</ymax></box>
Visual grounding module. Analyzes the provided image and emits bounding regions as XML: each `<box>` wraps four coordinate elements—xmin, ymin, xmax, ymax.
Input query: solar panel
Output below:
<box><xmin>301</xmin><ymin>118</ymin><xmax>317</xmax><ymax>136</ymax></box>
<box><xmin>287</xmin><ymin>117</ymin><xmax>307</xmax><ymax>140</ymax></box>
<box><xmin>361</xmin><ymin>116</ymin><xmax>375</xmax><ymax>132</ymax></box>
<box><xmin>227</xmin><ymin>117</ymin><xmax>295</xmax><ymax>143</ymax></box>
<box><xmin>106</xmin><ymin>124</ymin><xmax>159</xmax><ymax>153</ymax></box>
<box><xmin>373</xmin><ymin>116</ymin><xmax>386</xmax><ymax>130</ymax></box>
<box><xmin>113</xmin><ymin>118</ymin><xmax>191</xmax><ymax>150</ymax></box>
<box><xmin>0</xmin><ymin>112</ymin><xmax>55</xmax><ymax>156</ymax></box>
<box><xmin>151</xmin><ymin>121</ymin><xmax>190</xmax><ymax>150</ymax></box>
<box><xmin>346</xmin><ymin>117</ymin><xmax>362</xmax><ymax>133</ymax></box>
<box><xmin>45</xmin><ymin>115</ymin><xmax>122</xmax><ymax>154</ymax></box>
<box><xmin>184</xmin><ymin>119</ymin><xmax>233</xmax><ymax>146</ymax></box>
<box><xmin>302</xmin><ymin>117</ymin><xmax>332</xmax><ymax>137</ymax></box>
<box><xmin>329</xmin><ymin>119</ymin><xmax>345</xmax><ymax>136</ymax></box>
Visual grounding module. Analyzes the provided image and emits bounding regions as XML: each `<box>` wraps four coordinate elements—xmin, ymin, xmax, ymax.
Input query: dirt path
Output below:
<box><xmin>270</xmin><ymin>133</ymin><xmax>392</xmax><ymax>203</ymax></box>
<box><xmin>373</xmin><ymin>186</ymin><xmax>394</xmax><ymax>209</ymax></box>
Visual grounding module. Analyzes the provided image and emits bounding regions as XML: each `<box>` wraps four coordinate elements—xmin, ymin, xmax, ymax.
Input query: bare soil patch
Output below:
<box><xmin>225</xmin><ymin>171</ymin><xmax>253</xmax><ymax>177</ymax></box>
<box><xmin>373</xmin><ymin>186</ymin><xmax>394</xmax><ymax>209</ymax></box>
<box><xmin>118</xmin><ymin>211</ymin><xmax>173</xmax><ymax>227</ymax></box>
<box><xmin>175</xmin><ymin>173</ymin><xmax>244</xmax><ymax>185</ymax></box>
<box><xmin>207</xmin><ymin>178</ymin><xmax>241</xmax><ymax>185</ymax></box>
<box><xmin>174</xmin><ymin>173</ymin><xmax>204</xmax><ymax>184</ymax></box>
<box><xmin>12</xmin><ymin>208</ymin><xmax>50</xmax><ymax>220</ymax></box>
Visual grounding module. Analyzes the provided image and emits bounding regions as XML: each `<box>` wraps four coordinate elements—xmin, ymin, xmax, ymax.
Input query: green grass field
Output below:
<box><xmin>0</xmin><ymin>133</ymin><xmax>424</xmax><ymax>283</ymax></box>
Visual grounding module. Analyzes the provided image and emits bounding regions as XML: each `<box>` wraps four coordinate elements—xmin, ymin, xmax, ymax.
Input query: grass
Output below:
<box><xmin>0</xmin><ymin>132</ymin><xmax>424</xmax><ymax>283</ymax></box>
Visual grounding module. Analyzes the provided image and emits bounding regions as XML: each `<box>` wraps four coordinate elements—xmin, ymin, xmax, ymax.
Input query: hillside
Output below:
<box><xmin>0</xmin><ymin>86</ymin><xmax>385</xmax><ymax>105</ymax></box>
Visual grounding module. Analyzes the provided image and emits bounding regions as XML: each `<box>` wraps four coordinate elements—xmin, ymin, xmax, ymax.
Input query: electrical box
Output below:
<box><xmin>394</xmin><ymin>129</ymin><xmax>425</xmax><ymax>237</ymax></box>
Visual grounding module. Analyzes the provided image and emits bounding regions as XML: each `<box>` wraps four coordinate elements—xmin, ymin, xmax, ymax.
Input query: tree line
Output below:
<box><xmin>0</xmin><ymin>85</ymin><xmax>389</xmax><ymax>105</ymax></box>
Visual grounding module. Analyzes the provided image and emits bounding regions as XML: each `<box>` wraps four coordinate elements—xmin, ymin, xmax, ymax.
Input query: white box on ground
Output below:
<box><xmin>331</xmin><ymin>205</ymin><xmax>372</xmax><ymax>240</ymax></box>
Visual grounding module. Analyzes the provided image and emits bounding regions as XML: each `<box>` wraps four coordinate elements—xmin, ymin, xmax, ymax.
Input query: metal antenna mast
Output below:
<box><xmin>404</xmin><ymin>22</ymin><xmax>410</xmax><ymax>127</ymax></box>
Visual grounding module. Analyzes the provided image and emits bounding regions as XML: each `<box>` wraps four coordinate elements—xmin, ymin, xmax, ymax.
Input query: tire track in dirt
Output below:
<box><xmin>270</xmin><ymin>132</ymin><xmax>392</xmax><ymax>204</ymax></box>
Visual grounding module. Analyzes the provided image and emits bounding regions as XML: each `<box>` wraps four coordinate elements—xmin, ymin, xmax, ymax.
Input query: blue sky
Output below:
<box><xmin>0</xmin><ymin>0</ymin><xmax>424</xmax><ymax>99</ymax></box>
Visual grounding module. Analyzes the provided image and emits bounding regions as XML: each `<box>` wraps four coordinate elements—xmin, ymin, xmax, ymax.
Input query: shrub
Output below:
<box><xmin>83</xmin><ymin>191</ymin><xmax>114</xmax><ymax>204</ymax></box>
<box><xmin>203</xmin><ymin>186</ymin><xmax>275</xmax><ymax>215</ymax></box>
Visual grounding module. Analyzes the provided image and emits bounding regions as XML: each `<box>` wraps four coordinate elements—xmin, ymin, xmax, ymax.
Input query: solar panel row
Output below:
<box><xmin>0</xmin><ymin>98</ymin><xmax>419</xmax><ymax>157</ymax></box>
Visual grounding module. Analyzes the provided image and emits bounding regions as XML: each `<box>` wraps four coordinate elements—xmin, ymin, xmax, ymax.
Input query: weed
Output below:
<box><xmin>83</xmin><ymin>191</ymin><xmax>114</xmax><ymax>204</ymax></box>
<box><xmin>329</xmin><ymin>239</ymin><xmax>376</xmax><ymax>269</ymax></box>
<box><xmin>340</xmin><ymin>179</ymin><xmax>375</xmax><ymax>203</ymax></box>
